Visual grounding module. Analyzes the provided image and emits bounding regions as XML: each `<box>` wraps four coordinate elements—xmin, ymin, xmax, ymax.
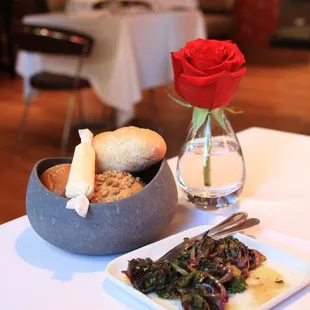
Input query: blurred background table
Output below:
<box><xmin>15</xmin><ymin>9</ymin><xmax>206</xmax><ymax>127</ymax></box>
<box><xmin>65</xmin><ymin>0</ymin><xmax>199</xmax><ymax>13</ymax></box>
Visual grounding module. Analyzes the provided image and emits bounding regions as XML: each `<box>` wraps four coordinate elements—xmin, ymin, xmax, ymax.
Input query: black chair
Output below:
<box><xmin>0</xmin><ymin>0</ymin><xmax>15</xmax><ymax>78</ymax></box>
<box><xmin>0</xmin><ymin>0</ymin><xmax>49</xmax><ymax>78</ymax></box>
<box><xmin>14</xmin><ymin>24</ymin><xmax>94</xmax><ymax>154</ymax></box>
<box><xmin>93</xmin><ymin>0</ymin><xmax>153</xmax><ymax>11</ymax></box>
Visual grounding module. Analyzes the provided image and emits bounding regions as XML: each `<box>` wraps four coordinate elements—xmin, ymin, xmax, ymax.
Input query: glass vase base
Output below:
<box><xmin>184</xmin><ymin>187</ymin><xmax>242</xmax><ymax>210</ymax></box>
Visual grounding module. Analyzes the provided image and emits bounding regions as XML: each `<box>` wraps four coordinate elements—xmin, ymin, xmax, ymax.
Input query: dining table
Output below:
<box><xmin>1</xmin><ymin>127</ymin><xmax>309</xmax><ymax>309</ymax></box>
<box><xmin>15</xmin><ymin>8</ymin><xmax>206</xmax><ymax>127</ymax></box>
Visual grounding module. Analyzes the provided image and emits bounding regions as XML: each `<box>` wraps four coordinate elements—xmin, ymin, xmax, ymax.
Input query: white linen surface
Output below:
<box><xmin>0</xmin><ymin>128</ymin><xmax>309</xmax><ymax>310</ymax></box>
<box><xmin>16</xmin><ymin>10</ymin><xmax>206</xmax><ymax>126</ymax></box>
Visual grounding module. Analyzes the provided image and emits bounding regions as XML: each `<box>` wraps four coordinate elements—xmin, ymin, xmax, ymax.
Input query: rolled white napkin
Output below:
<box><xmin>66</xmin><ymin>195</ymin><xmax>90</xmax><ymax>218</ymax></box>
<box><xmin>65</xmin><ymin>129</ymin><xmax>95</xmax><ymax>217</ymax></box>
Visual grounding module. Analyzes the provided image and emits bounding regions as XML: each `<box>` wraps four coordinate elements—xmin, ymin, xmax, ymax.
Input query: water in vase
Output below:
<box><xmin>177</xmin><ymin>137</ymin><xmax>245</xmax><ymax>206</ymax></box>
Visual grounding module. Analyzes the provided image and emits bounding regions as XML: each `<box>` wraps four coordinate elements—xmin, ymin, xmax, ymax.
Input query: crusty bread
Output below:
<box><xmin>40</xmin><ymin>164</ymin><xmax>71</xmax><ymax>197</ymax></box>
<box><xmin>91</xmin><ymin>171</ymin><xmax>144</xmax><ymax>203</ymax></box>
<box><xmin>93</xmin><ymin>126</ymin><xmax>167</xmax><ymax>173</ymax></box>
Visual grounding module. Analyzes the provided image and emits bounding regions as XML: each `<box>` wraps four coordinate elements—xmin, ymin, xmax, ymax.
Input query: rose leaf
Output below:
<box><xmin>211</xmin><ymin>108</ymin><xmax>226</xmax><ymax>131</ymax></box>
<box><xmin>165</xmin><ymin>89</ymin><xmax>192</xmax><ymax>108</ymax></box>
<box><xmin>225</xmin><ymin>107</ymin><xmax>243</xmax><ymax>115</ymax></box>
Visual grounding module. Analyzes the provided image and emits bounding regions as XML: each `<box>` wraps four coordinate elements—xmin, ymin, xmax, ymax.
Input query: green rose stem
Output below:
<box><xmin>204</xmin><ymin>112</ymin><xmax>212</xmax><ymax>187</ymax></box>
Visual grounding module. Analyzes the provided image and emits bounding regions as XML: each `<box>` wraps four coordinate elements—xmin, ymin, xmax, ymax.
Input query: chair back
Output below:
<box><xmin>14</xmin><ymin>24</ymin><xmax>94</xmax><ymax>57</ymax></box>
<box><xmin>12</xmin><ymin>0</ymin><xmax>49</xmax><ymax>20</ymax></box>
<box><xmin>93</xmin><ymin>0</ymin><xmax>153</xmax><ymax>11</ymax></box>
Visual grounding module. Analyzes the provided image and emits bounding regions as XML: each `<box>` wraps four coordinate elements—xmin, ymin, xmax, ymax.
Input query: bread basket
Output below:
<box><xmin>26</xmin><ymin>157</ymin><xmax>178</xmax><ymax>255</ymax></box>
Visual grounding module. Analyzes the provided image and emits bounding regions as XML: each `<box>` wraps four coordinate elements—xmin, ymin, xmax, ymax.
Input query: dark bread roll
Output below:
<box><xmin>40</xmin><ymin>164</ymin><xmax>71</xmax><ymax>197</ymax></box>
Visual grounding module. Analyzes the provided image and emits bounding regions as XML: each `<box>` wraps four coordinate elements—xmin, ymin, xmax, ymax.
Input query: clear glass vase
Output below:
<box><xmin>176</xmin><ymin>110</ymin><xmax>246</xmax><ymax>209</ymax></box>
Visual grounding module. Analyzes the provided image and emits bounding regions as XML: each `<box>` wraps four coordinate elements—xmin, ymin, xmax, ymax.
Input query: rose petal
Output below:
<box><xmin>190</xmin><ymin>53</ymin><xmax>222</xmax><ymax>68</ymax></box>
<box><xmin>179</xmin><ymin>70</ymin><xmax>228</xmax><ymax>86</ymax></box>
<box><xmin>177</xmin><ymin>68</ymin><xmax>246</xmax><ymax>109</ymax></box>
<box><xmin>181</xmin><ymin>57</ymin><xmax>208</xmax><ymax>77</ymax></box>
<box><xmin>171</xmin><ymin>51</ymin><xmax>185</xmax><ymax>97</ymax></box>
<box><xmin>192</xmin><ymin>59</ymin><xmax>235</xmax><ymax>75</ymax></box>
<box><xmin>189</xmin><ymin>56</ymin><xmax>223</xmax><ymax>73</ymax></box>
<box><xmin>188</xmin><ymin>48</ymin><xmax>222</xmax><ymax>67</ymax></box>
<box><xmin>195</xmin><ymin>43</ymin><xmax>245</xmax><ymax>74</ymax></box>
<box><xmin>185</xmin><ymin>39</ymin><xmax>223</xmax><ymax>68</ymax></box>
<box><xmin>213</xmin><ymin>68</ymin><xmax>246</xmax><ymax>109</ymax></box>
<box><xmin>171</xmin><ymin>39</ymin><xmax>247</xmax><ymax>107</ymax></box>
<box><xmin>183</xmin><ymin>40</ymin><xmax>245</xmax><ymax>74</ymax></box>
<box><xmin>178</xmin><ymin>76</ymin><xmax>217</xmax><ymax>109</ymax></box>
<box><xmin>225</xmin><ymin>43</ymin><xmax>246</xmax><ymax>68</ymax></box>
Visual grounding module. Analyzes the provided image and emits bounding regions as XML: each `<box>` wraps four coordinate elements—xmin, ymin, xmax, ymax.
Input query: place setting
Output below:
<box><xmin>0</xmin><ymin>37</ymin><xmax>307</xmax><ymax>310</ymax></box>
<box><xmin>107</xmin><ymin>214</ymin><xmax>310</xmax><ymax>310</ymax></box>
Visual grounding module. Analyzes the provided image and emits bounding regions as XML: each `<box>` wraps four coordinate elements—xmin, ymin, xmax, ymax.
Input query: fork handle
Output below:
<box><xmin>210</xmin><ymin>218</ymin><xmax>260</xmax><ymax>239</ymax></box>
<box><xmin>207</xmin><ymin>211</ymin><xmax>248</xmax><ymax>235</ymax></box>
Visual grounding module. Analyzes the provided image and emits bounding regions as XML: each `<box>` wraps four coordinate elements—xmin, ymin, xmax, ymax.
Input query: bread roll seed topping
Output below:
<box><xmin>116</xmin><ymin>173</ymin><xmax>123</xmax><ymax>179</ymax></box>
<box><xmin>106</xmin><ymin>179</ymin><xmax>114</xmax><ymax>186</ymax></box>
<box><xmin>91</xmin><ymin>170</ymin><xmax>144</xmax><ymax>204</ymax></box>
<box><xmin>101</xmin><ymin>189</ymin><xmax>109</xmax><ymax>197</ymax></box>
<box><xmin>112</xmin><ymin>188</ymin><xmax>120</xmax><ymax>195</ymax></box>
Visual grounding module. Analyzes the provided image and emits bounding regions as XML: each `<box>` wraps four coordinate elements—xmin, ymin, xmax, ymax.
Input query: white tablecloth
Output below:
<box><xmin>0</xmin><ymin>127</ymin><xmax>309</xmax><ymax>309</ymax></box>
<box><xmin>65</xmin><ymin>0</ymin><xmax>199</xmax><ymax>13</ymax></box>
<box><xmin>16</xmin><ymin>10</ymin><xmax>206</xmax><ymax>126</ymax></box>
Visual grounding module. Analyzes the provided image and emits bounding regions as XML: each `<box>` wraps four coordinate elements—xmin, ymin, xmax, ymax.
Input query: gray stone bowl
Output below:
<box><xmin>26</xmin><ymin>157</ymin><xmax>178</xmax><ymax>255</ymax></box>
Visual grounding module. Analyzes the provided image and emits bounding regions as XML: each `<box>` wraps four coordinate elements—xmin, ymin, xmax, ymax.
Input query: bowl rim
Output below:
<box><xmin>31</xmin><ymin>157</ymin><xmax>168</xmax><ymax>209</ymax></box>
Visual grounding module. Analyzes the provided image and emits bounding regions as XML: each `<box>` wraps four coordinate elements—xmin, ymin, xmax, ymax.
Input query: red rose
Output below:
<box><xmin>171</xmin><ymin>39</ymin><xmax>246</xmax><ymax>110</ymax></box>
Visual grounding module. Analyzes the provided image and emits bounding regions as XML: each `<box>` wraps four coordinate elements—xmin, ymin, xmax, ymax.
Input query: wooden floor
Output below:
<box><xmin>0</xmin><ymin>47</ymin><xmax>309</xmax><ymax>224</ymax></box>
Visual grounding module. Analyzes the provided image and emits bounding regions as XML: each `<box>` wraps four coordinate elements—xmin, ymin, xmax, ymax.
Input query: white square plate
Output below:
<box><xmin>106</xmin><ymin>226</ymin><xmax>310</xmax><ymax>310</ymax></box>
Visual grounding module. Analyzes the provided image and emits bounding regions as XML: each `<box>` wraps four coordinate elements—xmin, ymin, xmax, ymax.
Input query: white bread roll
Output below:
<box><xmin>93</xmin><ymin>126</ymin><xmax>167</xmax><ymax>173</ymax></box>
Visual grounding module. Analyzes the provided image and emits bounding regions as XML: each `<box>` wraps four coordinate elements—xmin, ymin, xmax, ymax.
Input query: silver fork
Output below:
<box><xmin>155</xmin><ymin>212</ymin><xmax>249</xmax><ymax>264</ymax></box>
<box><xmin>206</xmin><ymin>218</ymin><xmax>260</xmax><ymax>240</ymax></box>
